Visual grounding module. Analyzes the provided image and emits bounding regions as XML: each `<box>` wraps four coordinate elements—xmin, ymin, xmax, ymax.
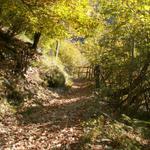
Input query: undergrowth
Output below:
<box><xmin>81</xmin><ymin>114</ymin><xmax>150</xmax><ymax>150</ymax></box>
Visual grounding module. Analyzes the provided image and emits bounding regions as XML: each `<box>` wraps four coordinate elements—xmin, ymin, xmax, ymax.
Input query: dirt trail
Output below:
<box><xmin>0</xmin><ymin>80</ymin><xmax>94</xmax><ymax>149</ymax></box>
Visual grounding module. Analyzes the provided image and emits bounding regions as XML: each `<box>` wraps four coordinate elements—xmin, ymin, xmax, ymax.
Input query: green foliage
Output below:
<box><xmin>35</xmin><ymin>54</ymin><xmax>73</xmax><ymax>88</ymax></box>
<box><xmin>81</xmin><ymin>0</ymin><xmax>150</xmax><ymax>112</ymax></box>
<box><xmin>45</xmin><ymin>66</ymin><xmax>66</xmax><ymax>88</ymax></box>
<box><xmin>82</xmin><ymin>114</ymin><xmax>149</xmax><ymax>150</ymax></box>
<box><xmin>0</xmin><ymin>0</ymin><xmax>149</xmax><ymax>149</ymax></box>
<box><xmin>0</xmin><ymin>0</ymin><xmax>96</xmax><ymax>39</ymax></box>
<box><xmin>59</xmin><ymin>41</ymin><xmax>87</xmax><ymax>72</ymax></box>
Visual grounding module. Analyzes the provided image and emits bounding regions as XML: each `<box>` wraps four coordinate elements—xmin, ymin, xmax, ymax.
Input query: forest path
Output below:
<box><xmin>0</xmin><ymin>80</ymin><xmax>96</xmax><ymax>149</ymax></box>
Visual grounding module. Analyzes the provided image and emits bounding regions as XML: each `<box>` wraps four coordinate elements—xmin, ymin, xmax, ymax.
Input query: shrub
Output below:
<box><xmin>45</xmin><ymin>67</ymin><xmax>66</xmax><ymax>88</ymax></box>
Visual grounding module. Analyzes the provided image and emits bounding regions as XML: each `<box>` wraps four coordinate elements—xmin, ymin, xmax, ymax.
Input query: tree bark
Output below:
<box><xmin>94</xmin><ymin>64</ymin><xmax>100</xmax><ymax>88</ymax></box>
<box><xmin>32</xmin><ymin>32</ymin><xmax>41</xmax><ymax>49</ymax></box>
<box><xmin>55</xmin><ymin>40</ymin><xmax>60</xmax><ymax>58</ymax></box>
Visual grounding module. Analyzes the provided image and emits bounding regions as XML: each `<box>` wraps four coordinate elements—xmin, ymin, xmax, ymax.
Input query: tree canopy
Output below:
<box><xmin>0</xmin><ymin>0</ymin><xmax>97</xmax><ymax>39</ymax></box>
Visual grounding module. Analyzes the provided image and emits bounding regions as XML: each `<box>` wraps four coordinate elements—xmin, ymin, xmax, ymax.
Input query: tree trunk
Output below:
<box><xmin>112</xmin><ymin>52</ymin><xmax>150</xmax><ymax>98</ymax></box>
<box><xmin>55</xmin><ymin>40</ymin><xmax>60</xmax><ymax>58</ymax></box>
<box><xmin>32</xmin><ymin>32</ymin><xmax>41</xmax><ymax>49</ymax></box>
<box><xmin>94</xmin><ymin>64</ymin><xmax>100</xmax><ymax>88</ymax></box>
<box><xmin>128</xmin><ymin>37</ymin><xmax>135</xmax><ymax>103</ymax></box>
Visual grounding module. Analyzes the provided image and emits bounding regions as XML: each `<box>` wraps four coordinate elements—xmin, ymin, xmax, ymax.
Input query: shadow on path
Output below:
<box><xmin>2</xmin><ymin>80</ymin><xmax>100</xmax><ymax>149</ymax></box>
<box><xmin>18</xmin><ymin>80</ymin><xmax>96</xmax><ymax>127</ymax></box>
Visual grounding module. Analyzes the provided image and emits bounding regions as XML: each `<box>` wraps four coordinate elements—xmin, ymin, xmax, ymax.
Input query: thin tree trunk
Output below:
<box><xmin>32</xmin><ymin>32</ymin><xmax>41</xmax><ymax>49</ymax></box>
<box><xmin>56</xmin><ymin>40</ymin><xmax>60</xmax><ymax>58</ymax></box>
<box><xmin>128</xmin><ymin>37</ymin><xmax>135</xmax><ymax>103</ymax></box>
<box><xmin>94</xmin><ymin>64</ymin><xmax>100</xmax><ymax>88</ymax></box>
<box><xmin>112</xmin><ymin>51</ymin><xmax>150</xmax><ymax>98</ymax></box>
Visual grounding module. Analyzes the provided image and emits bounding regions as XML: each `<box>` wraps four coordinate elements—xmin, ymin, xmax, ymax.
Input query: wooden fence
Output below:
<box><xmin>72</xmin><ymin>66</ymin><xmax>94</xmax><ymax>80</ymax></box>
